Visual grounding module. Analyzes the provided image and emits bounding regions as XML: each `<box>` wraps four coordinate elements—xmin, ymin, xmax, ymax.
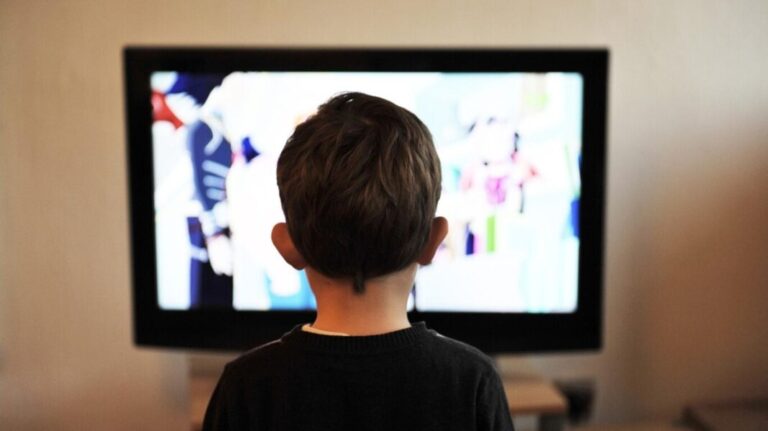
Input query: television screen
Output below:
<box><xmin>126</xmin><ymin>48</ymin><xmax>607</xmax><ymax>352</ymax></box>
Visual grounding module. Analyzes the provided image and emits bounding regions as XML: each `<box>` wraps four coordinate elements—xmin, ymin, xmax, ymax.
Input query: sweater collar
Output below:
<box><xmin>283</xmin><ymin>322</ymin><xmax>429</xmax><ymax>354</ymax></box>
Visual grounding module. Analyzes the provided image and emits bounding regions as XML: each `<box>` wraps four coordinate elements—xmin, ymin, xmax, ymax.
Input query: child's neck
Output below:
<box><xmin>306</xmin><ymin>265</ymin><xmax>416</xmax><ymax>336</ymax></box>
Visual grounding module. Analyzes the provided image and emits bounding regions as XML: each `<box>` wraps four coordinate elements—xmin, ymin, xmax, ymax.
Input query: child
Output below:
<box><xmin>202</xmin><ymin>92</ymin><xmax>515</xmax><ymax>431</ymax></box>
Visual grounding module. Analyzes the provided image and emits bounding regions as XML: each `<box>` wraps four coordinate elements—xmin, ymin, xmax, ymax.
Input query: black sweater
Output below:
<box><xmin>202</xmin><ymin>322</ymin><xmax>514</xmax><ymax>431</ymax></box>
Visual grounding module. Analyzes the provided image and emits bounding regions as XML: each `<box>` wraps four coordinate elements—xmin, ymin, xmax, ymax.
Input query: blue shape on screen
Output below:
<box><xmin>167</xmin><ymin>74</ymin><xmax>225</xmax><ymax>105</ymax></box>
<box><xmin>241</xmin><ymin>136</ymin><xmax>261</xmax><ymax>163</ymax></box>
<box><xmin>266</xmin><ymin>270</ymin><xmax>316</xmax><ymax>310</ymax></box>
<box><xmin>187</xmin><ymin>120</ymin><xmax>232</xmax><ymax>213</ymax></box>
<box><xmin>465</xmin><ymin>226</ymin><xmax>475</xmax><ymax>256</ymax></box>
<box><xmin>569</xmin><ymin>198</ymin><xmax>580</xmax><ymax>238</ymax></box>
<box><xmin>186</xmin><ymin>217</ymin><xmax>233</xmax><ymax>308</ymax></box>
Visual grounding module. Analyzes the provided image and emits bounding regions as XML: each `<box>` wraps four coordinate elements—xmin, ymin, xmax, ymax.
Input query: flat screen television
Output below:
<box><xmin>124</xmin><ymin>47</ymin><xmax>608</xmax><ymax>353</ymax></box>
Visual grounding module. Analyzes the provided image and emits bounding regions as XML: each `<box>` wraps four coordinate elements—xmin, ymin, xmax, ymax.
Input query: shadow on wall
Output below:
<box><xmin>634</xmin><ymin>124</ymin><xmax>768</xmax><ymax>418</ymax></box>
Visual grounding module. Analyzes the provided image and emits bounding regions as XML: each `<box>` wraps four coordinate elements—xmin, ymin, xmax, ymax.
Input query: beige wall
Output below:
<box><xmin>1</xmin><ymin>1</ymin><xmax>766</xmax><ymax>429</ymax></box>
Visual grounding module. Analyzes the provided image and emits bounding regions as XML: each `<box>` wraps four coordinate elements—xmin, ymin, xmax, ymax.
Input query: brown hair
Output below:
<box><xmin>276</xmin><ymin>92</ymin><xmax>441</xmax><ymax>293</ymax></box>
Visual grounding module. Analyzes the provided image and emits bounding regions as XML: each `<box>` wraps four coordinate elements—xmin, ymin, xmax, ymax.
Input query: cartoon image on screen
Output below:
<box><xmin>149</xmin><ymin>72</ymin><xmax>582</xmax><ymax>313</ymax></box>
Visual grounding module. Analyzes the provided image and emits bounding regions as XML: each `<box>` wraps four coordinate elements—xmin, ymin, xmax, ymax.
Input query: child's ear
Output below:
<box><xmin>417</xmin><ymin>217</ymin><xmax>448</xmax><ymax>265</ymax></box>
<box><xmin>271</xmin><ymin>223</ymin><xmax>308</xmax><ymax>270</ymax></box>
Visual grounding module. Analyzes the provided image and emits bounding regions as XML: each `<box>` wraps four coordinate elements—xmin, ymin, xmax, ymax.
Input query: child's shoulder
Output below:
<box><xmin>422</xmin><ymin>327</ymin><xmax>499</xmax><ymax>374</ymax></box>
<box><xmin>222</xmin><ymin>334</ymin><xmax>295</xmax><ymax>380</ymax></box>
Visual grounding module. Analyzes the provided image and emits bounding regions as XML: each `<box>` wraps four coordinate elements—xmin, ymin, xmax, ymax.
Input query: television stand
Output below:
<box><xmin>503</xmin><ymin>374</ymin><xmax>568</xmax><ymax>431</ymax></box>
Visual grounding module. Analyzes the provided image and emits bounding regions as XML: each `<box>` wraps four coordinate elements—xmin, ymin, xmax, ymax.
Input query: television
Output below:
<box><xmin>124</xmin><ymin>47</ymin><xmax>608</xmax><ymax>353</ymax></box>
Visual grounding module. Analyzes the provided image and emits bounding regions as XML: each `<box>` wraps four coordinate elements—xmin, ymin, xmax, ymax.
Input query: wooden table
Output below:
<box><xmin>504</xmin><ymin>377</ymin><xmax>568</xmax><ymax>431</ymax></box>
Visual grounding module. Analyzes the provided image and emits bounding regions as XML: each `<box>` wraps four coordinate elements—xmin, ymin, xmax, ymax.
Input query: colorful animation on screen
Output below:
<box><xmin>150</xmin><ymin>72</ymin><xmax>583</xmax><ymax>313</ymax></box>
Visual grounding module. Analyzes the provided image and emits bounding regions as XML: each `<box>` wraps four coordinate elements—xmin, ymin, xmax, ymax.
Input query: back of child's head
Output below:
<box><xmin>276</xmin><ymin>92</ymin><xmax>441</xmax><ymax>293</ymax></box>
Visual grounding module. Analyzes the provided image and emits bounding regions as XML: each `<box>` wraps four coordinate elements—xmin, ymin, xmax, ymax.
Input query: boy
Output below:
<box><xmin>202</xmin><ymin>92</ymin><xmax>515</xmax><ymax>431</ymax></box>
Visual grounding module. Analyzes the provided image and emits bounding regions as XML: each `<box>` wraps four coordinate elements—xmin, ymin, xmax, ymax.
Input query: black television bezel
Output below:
<box><xmin>124</xmin><ymin>47</ymin><xmax>608</xmax><ymax>354</ymax></box>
